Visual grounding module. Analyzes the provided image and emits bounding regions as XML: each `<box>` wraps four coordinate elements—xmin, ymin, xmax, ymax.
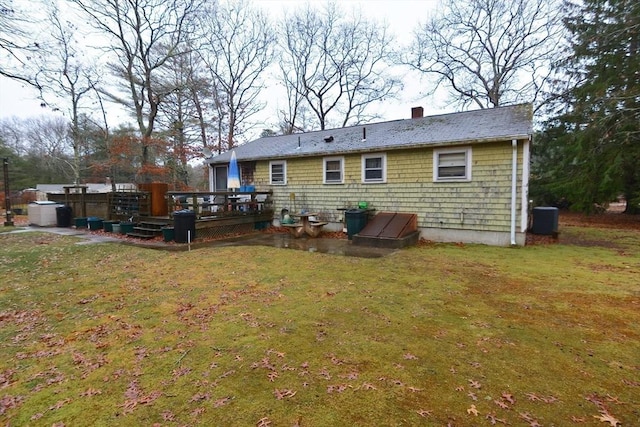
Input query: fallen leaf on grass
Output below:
<box><xmin>172</xmin><ymin>366</ymin><xmax>192</xmax><ymax>378</ymax></box>
<box><xmin>80</xmin><ymin>388</ymin><xmax>102</xmax><ymax>397</ymax></box>
<box><xmin>274</xmin><ymin>389</ymin><xmax>296</xmax><ymax>400</ymax></box>
<box><xmin>593</xmin><ymin>411</ymin><xmax>621</xmax><ymax>426</ymax></box>
<box><xmin>161</xmin><ymin>410</ymin><xmax>176</xmax><ymax>421</ymax></box>
<box><xmin>190</xmin><ymin>392</ymin><xmax>210</xmax><ymax>402</ymax></box>
<box><xmin>327</xmin><ymin>354</ymin><xmax>344</xmax><ymax>365</ymax></box>
<box><xmin>327</xmin><ymin>384</ymin><xmax>350</xmax><ymax>393</ymax></box>
<box><xmin>0</xmin><ymin>369</ymin><xmax>16</xmax><ymax>389</ymax></box>
<box><xmin>191</xmin><ymin>407</ymin><xmax>205</xmax><ymax>416</ymax></box>
<box><xmin>468</xmin><ymin>379</ymin><xmax>481</xmax><ymax>389</ymax></box>
<box><xmin>494</xmin><ymin>399</ymin><xmax>509</xmax><ymax>409</ymax></box>
<box><xmin>501</xmin><ymin>392</ymin><xmax>515</xmax><ymax>404</ymax></box>
<box><xmin>416</xmin><ymin>409</ymin><xmax>432</xmax><ymax>417</ymax></box>
<box><xmin>519</xmin><ymin>412</ymin><xmax>542</xmax><ymax>426</ymax></box>
<box><xmin>345</xmin><ymin>371</ymin><xmax>358</xmax><ymax>380</ymax></box>
<box><xmin>605</xmin><ymin>394</ymin><xmax>624</xmax><ymax>404</ymax></box>
<box><xmin>256</xmin><ymin>417</ymin><xmax>271</xmax><ymax>426</ymax></box>
<box><xmin>213</xmin><ymin>396</ymin><xmax>233</xmax><ymax>407</ymax></box>
<box><xmin>267</xmin><ymin>349</ymin><xmax>286</xmax><ymax>358</ymax></box>
<box><xmin>467</xmin><ymin>404</ymin><xmax>479</xmax><ymax>416</ymax></box>
<box><xmin>486</xmin><ymin>413</ymin><xmax>507</xmax><ymax>425</ymax></box>
<box><xmin>49</xmin><ymin>398</ymin><xmax>71</xmax><ymax>410</ymax></box>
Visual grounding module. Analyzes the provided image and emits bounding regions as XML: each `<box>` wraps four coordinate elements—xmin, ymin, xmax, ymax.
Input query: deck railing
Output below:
<box><xmin>166</xmin><ymin>190</ymin><xmax>273</xmax><ymax>220</ymax></box>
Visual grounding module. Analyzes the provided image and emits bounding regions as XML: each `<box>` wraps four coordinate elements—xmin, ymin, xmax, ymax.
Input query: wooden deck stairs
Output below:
<box><xmin>127</xmin><ymin>219</ymin><xmax>172</xmax><ymax>239</ymax></box>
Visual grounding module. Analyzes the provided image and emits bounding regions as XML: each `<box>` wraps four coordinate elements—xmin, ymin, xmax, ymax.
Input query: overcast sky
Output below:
<box><xmin>0</xmin><ymin>0</ymin><xmax>446</xmax><ymax>139</ymax></box>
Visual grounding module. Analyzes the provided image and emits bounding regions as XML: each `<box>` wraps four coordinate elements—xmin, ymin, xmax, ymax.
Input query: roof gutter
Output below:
<box><xmin>510</xmin><ymin>139</ymin><xmax>518</xmax><ymax>246</ymax></box>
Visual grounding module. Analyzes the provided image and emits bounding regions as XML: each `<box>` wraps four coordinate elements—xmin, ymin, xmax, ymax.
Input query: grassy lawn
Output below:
<box><xmin>0</xmin><ymin>222</ymin><xmax>638</xmax><ymax>426</ymax></box>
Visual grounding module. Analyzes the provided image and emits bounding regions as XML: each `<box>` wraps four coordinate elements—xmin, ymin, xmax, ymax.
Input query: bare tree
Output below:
<box><xmin>198</xmin><ymin>0</ymin><xmax>275</xmax><ymax>151</ymax></box>
<box><xmin>70</xmin><ymin>0</ymin><xmax>203</xmax><ymax>181</ymax></box>
<box><xmin>0</xmin><ymin>1</ymin><xmax>41</xmax><ymax>88</ymax></box>
<box><xmin>405</xmin><ymin>0</ymin><xmax>562</xmax><ymax>112</ymax></box>
<box><xmin>34</xmin><ymin>3</ymin><xmax>100</xmax><ymax>184</ymax></box>
<box><xmin>156</xmin><ymin>47</ymin><xmax>210</xmax><ymax>187</ymax></box>
<box><xmin>280</xmin><ymin>2</ymin><xmax>401</xmax><ymax>131</ymax></box>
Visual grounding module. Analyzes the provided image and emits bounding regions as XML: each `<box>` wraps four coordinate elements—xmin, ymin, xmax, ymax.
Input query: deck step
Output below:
<box><xmin>134</xmin><ymin>226</ymin><xmax>164</xmax><ymax>233</ymax></box>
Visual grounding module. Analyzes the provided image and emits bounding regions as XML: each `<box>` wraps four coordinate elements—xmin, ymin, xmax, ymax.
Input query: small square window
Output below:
<box><xmin>323</xmin><ymin>157</ymin><xmax>344</xmax><ymax>184</ymax></box>
<box><xmin>433</xmin><ymin>148</ymin><xmax>471</xmax><ymax>181</ymax></box>
<box><xmin>362</xmin><ymin>154</ymin><xmax>386</xmax><ymax>183</ymax></box>
<box><xmin>270</xmin><ymin>161</ymin><xmax>287</xmax><ymax>185</ymax></box>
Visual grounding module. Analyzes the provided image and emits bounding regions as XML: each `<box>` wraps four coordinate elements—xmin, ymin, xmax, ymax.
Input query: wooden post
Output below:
<box><xmin>3</xmin><ymin>158</ymin><xmax>14</xmax><ymax>226</ymax></box>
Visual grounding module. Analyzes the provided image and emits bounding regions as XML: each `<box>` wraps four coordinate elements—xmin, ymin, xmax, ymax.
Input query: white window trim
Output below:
<box><xmin>269</xmin><ymin>160</ymin><xmax>287</xmax><ymax>185</ymax></box>
<box><xmin>323</xmin><ymin>156</ymin><xmax>344</xmax><ymax>184</ymax></box>
<box><xmin>361</xmin><ymin>153</ymin><xmax>387</xmax><ymax>183</ymax></box>
<box><xmin>433</xmin><ymin>147</ymin><xmax>472</xmax><ymax>182</ymax></box>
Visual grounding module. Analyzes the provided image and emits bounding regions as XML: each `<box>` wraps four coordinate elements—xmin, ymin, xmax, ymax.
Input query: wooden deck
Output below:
<box><xmin>167</xmin><ymin>191</ymin><xmax>274</xmax><ymax>239</ymax></box>
<box><xmin>47</xmin><ymin>189</ymin><xmax>275</xmax><ymax>241</ymax></box>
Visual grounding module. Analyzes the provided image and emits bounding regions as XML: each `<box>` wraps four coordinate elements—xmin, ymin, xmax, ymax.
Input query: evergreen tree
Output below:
<box><xmin>536</xmin><ymin>0</ymin><xmax>640</xmax><ymax>213</ymax></box>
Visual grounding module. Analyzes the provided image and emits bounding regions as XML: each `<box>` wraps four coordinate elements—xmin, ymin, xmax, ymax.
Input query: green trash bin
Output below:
<box><xmin>74</xmin><ymin>217</ymin><xmax>88</xmax><ymax>228</ymax></box>
<box><xmin>161</xmin><ymin>226</ymin><xmax>175</xmax><ymax>242</ymax></box>
<box><xmin>103</xmin><ymin>220</ymin><xmax>119</xmax><ymax>232</ymax></box>
<box><xmin>345</xmin><ymin>209</ymin><xmax>368</xmax><ymax>240</ymax></box>
<box><xmin>119</xmin><ymin>221</ymin><xmax>135</xmax><ymax>235</ymax></box>
<box><xmin>87</xmin><ymin>217</ymin><xmax>104</xmax><ymax>230</ymax></box>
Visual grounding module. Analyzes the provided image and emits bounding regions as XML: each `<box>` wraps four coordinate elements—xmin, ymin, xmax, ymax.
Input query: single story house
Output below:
<box><xmin>206</xmin><ymin>104</ymin><xmax>533</xmax><ymax>246</ymax></box>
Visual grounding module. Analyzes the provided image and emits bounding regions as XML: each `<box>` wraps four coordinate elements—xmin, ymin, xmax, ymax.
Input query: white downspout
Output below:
<box><xmin>510</xmin><ymin>139</ymin><xmax>518</xmax><ymax>246</ymax></box>
<box><xmin>208</xmin><ymin>164</ymin><xmax>214</xmax><ymax>191</ymax></box>
<box><xmin>521</xmin><ymin>136</ymin><xmax>531</xmax><ymax>234</ymax></box>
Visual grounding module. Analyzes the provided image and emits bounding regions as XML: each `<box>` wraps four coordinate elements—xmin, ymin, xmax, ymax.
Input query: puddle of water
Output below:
<box><xmin>8</xmin><ymin>227</ymin><xmax>398</xmax><ymax>258</ymax></box>
<box><xmin>243</xmin><ymin>234</ymin><xmax>397</xmax><ymax>258</ymax></box>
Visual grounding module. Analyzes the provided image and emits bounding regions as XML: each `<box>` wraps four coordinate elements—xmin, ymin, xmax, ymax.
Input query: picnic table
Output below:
<box><xmin>281</xmin><ymin>212</ymin><xmax>328</xmax><ymax>238</ymax></box>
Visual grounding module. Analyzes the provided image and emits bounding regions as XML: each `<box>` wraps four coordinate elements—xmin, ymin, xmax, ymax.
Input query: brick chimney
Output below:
<box><xmin>411</xmin><ymin>106</ymin><xmax>424</xmax><ymax>119</ymax></box>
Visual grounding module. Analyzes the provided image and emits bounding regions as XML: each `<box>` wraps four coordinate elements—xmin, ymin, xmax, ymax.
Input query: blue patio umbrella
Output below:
<box><xmin>227</xmin><ymin>150</ymin><xmax>241</xmax><ymax>190</ymax></box>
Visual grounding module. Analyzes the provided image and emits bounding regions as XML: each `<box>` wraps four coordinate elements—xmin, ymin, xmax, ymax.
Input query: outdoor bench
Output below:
<box><xmin>281</xmin><ymin>222</ymin><xmax>305</xmax><ymax>237</ymax></box>
<box><xmin>305</xmin><ymin>221</ymin><xmax>327</xmax><ymax>237</ymax></box>
<box><xmin>281</xmin><ymin>220</ymin><xmax>327</xmax><ymax>238</ymax></box>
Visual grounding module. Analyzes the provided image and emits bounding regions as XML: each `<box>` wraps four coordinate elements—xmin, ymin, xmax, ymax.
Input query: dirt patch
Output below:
<box><xmin>527</xmin><ymin>208</ymin><xmax>640</xmax><ymax>247</ymax></box>
<box><xmin>559</xmin><ymin>206</ymin><xmax>640</xmax><ymax>231</ymax></box>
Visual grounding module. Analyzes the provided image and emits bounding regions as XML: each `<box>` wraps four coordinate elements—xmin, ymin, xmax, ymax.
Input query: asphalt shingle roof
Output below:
<box><xmin>207</xmin><ymin>103</ymin><xmax>533</xmax><ymax>164</ymax></box>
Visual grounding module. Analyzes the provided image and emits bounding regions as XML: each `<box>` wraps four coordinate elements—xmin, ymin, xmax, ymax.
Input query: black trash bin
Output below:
<box><xmin>173</xmin><ymin>210</ymin><xmax>196</xmax><ymax>243</ymax></box>
<box><xmin>55</xmin><ymin>205</ymin><xmax>73</xmax><ymax>227</ymax></box>
<box><xmin>345</xmin><ymin>209</ymin><xmax>368</xmax><ymax>240</ymax></box>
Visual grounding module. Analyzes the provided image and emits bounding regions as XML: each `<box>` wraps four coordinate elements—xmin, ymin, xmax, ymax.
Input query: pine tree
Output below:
<box><xmin>537</xmin><ymin>0</ymin><xmax>640</xmax><ymax>213</ymax></box>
